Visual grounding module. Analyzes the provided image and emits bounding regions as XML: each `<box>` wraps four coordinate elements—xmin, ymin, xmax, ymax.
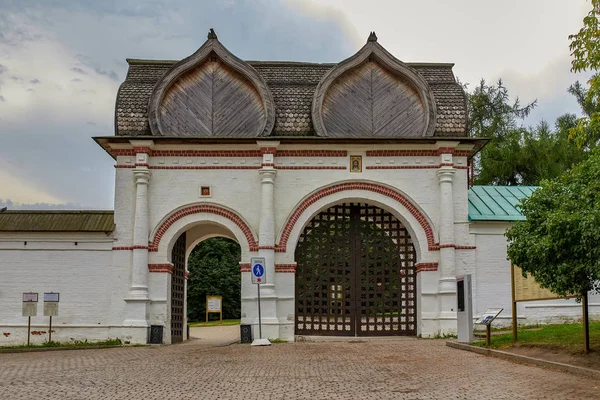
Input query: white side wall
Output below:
<box><xmin>0</xmin><ymin>232</ymin><xmax>122</xmax><ymax>346</ymax></box>
<box><xmin>471</xmin><ymin>222</ymin><xmax>600</xmax><ymax>328</ymax></box>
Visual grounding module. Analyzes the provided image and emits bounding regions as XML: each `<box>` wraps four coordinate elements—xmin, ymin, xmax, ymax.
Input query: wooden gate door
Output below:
<box><xmin>295</xmin><ymin>203</ymin><xmax>416</xmax><ymax>337</ymax></box>
<box><xmin>171</xmin><ymin>232</ymin><xmax>186</xmax><ymax>343</ymax></box>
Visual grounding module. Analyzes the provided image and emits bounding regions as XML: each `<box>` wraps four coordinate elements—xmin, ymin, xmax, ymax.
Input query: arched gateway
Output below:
<box><xmin>295</xmin><ymin>203</ymin><xmax>416</xmax><ymax>336</ymax></box>
<box><xmin>87</xmin><ymin>28</ymin><xmax>479</xmax><ymax>345</ymax></box>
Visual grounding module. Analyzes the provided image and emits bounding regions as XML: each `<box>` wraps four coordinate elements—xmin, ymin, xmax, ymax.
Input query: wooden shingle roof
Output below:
<box><xmin>116</xmin><ymin>58</ymin><xmax>467</xmax><ymax>138</ymax></box>
<box><xmin>0</xmin><ymin>211</ymin><xmax>115</xmax><ymax>232</ymax></box>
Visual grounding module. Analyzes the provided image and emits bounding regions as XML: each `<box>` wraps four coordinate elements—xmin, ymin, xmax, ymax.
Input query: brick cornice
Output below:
<box><xmin>277</xmin><ymin>150</ymin><xmax>347</xmax><ymax>157</ymax></box>
<box><xmin>149</xmin><ymin>205</ymin><xmax>258</xmax><ymax>252</ymax></box>
<box><xmin>366</xmin><ymin>149</ymin><xmax>472</xmax><ymax>157</ymax></box>
<box><xmin>148</xmin><ymin>263</ymin><xmax>173</xmax><ymax>273</ymax></box>
<box><xmin>275</xmin><ymin>263</ymin><xmax>297</xmax><ymax>273</ymax></box>
<box><xmin>415</xmin><ymin>262</ymin><xmax>438</xmax><ymax>273</ymax></box>
<box><xmin>366</xmin><ymin>164</ymin><xmax>469</xmax><ymax>170</ymax></box>
<box><xmin>277</xmin><ymin>182</ymin><xmax>437</xmax><ymax>253</ymax></box>
<box><xmin>240</xmin><ymin>263</ymin><xmax>251</xmax><ymax>272</ymax></box>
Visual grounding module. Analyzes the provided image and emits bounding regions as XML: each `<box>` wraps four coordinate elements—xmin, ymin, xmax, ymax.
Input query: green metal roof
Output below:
<box><xmin>468</xmin><ymin>186</ymin><xmax>538</xmax><ymax>221</ymax></box>
<box><xmin>0</xmin><ymin>210</ymin><xmax>115</xmax><ymax>232</ymax></box>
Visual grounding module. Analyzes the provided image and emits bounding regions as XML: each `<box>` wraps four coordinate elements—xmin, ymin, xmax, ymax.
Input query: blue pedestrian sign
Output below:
<box><xmin>251</xmin><ymin>257</ymin><xmax>266</xmax><ymax>284</ymax></box>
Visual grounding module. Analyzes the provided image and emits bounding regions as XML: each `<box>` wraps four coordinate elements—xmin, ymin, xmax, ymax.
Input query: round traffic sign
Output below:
<box><xmin>253</xmin><ymin>264</ymin><xmax>264</xmax><ymax>277</ymax></box>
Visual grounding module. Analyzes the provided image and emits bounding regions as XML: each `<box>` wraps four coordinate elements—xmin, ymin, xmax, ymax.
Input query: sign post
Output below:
<box><xmin>22</xmin><ymin>293</ymin><xmax>38</xmax><ymax>346</ymax></box>
<box><xmin>43</xmin><ymin>292</ymin><xmax>59</xmax><ymax>343</ymax></box>
<box><xmin>206</xmin><ymin>295</ymin><xmax>222</xmax><ymax>324</ymax></box>
<box><xmin>250</xmin><ymin>257</ymin><xmax>270</xmax><ymax>346</ymax></box>
<box><xmin>475</xmin><ymin>308</ymin><xmax>503</xmax><ymax>347</ymax></box>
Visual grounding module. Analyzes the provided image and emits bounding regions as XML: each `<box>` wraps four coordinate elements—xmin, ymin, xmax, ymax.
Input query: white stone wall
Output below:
<box><xmin>108</xmin><ymin>141</ymin><xmax>475</xmax><ymax>342</ymax></box>
<box><xmin>470</xmin><ymin>222</ymin><xmax>600</xmax><ymax>328</ymax></box>
<box><xmin>0</xmin><ymin>232</ymin><xmax>122</xmax><ymax>346</ymax></box>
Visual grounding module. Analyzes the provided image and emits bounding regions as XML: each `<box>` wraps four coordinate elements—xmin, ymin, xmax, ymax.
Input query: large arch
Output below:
<box><xmin>276</xmin><ymin>181</ymin><xmax>439</xmax><ymax>265</ymax></box>
<box><xmin>148</xmin><ymin>203</ymin><xmax>258</xmax><ymax>265</ymax></box>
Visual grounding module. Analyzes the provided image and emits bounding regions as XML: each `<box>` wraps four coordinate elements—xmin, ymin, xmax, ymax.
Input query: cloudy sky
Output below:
<box><xmin>0</xmin><ymin>0</ymin><xmax>592</xmax><ymax>209</ymax></box>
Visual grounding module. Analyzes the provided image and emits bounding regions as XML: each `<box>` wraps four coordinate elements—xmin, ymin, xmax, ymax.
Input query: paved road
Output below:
<box><xmin>1</xmin><ymin>334</ymin><xmax>598</xmax><ymax>399</ymax></box>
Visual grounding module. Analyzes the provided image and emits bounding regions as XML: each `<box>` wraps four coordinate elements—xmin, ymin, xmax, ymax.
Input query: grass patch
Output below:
<box><xmin>268</xmin><ymin>338</ymin><xmax>288</xmax><ymax>344</ymax></box>
<box><xmin>188</xmin><ymin>319</ymin><xmax>241</xmax><ymax>327</ymax></box>
<box><xmin>473</xmin><ymin>321</ymin><xmax>600</xmax><ymax>354</ymax></box>
<box><xmin>1</xmin><ymin>338</ymin><xmax>123</xmax><ymax>350</ymax></box>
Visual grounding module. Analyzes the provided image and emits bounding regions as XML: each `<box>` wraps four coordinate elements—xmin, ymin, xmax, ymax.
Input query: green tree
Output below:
<box><xmin>187</xmin><ymin>237</ymin><xmax>241</xmax><ymax>321</ymax></box>
<box><xmin>505</xmin><ymin>149</ymin><xmax>600</xmax><ymax>297</ymax></box>
<box><xmin>466</xmin><ymin>79</ymin><xmax>587</xmax><ymax>185</ymax></box>
<box><xmin>569</xmin><ymin>0</ymin><xmax>600</xmax><ymax>148</ymax></box>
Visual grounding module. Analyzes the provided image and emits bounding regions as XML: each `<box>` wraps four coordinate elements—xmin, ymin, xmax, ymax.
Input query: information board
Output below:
<box><xmin>44</xmin><ymin>302</ymin><xmax>59</xmax><ymax>317</ymax></box>
<box><xmin>475</xmin><ymin>308</ymin><xmax>503</xmax><ymax>325</ymax></box>
<box><xmin>44</xmin><ymin>292</ymin><xmax>60</xmax><ymax>302</ymax></box>
<box><xmin>23</xmin><ymin>302</ymin><xmax>37</xmax><ymax>317</ymax></box>
<box><xmin>23</xmin><ymin>292</ymin><xmax>38</xmax><ymax>302</ymax></box>
<box><xmin>207</xmin><ymin>296</ymin><xmax>222</xmax><ymax>312</ymax></box>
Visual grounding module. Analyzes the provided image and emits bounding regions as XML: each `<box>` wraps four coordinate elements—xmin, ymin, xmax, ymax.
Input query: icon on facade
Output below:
<box><xmin>199</xmin><ymin>186</ymin><xmax>211</xmax><ymax>197</ymax></box>
<box><xmin>350</xmin><ymin>156</ymin><xmax>362</xmax><ymax>173</ymax></box>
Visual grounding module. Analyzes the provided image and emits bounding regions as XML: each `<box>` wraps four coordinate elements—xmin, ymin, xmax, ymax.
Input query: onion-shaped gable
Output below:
<box><xmin>312</xmin><ymin>33</ymin><xmax>437</xmax><ymax>138</ymax></box>
<box><xmin>148</xmin><ymin>30</ymin><xmax>276</xmax><ymax>137</ymax></box>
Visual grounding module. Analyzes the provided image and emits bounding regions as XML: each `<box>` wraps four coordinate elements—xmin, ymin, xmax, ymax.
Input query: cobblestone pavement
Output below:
<box><xmin>188</xmin><ymin>325</ymin><xmax>240</xmax><ymax>346</ymax></box>
<box><xmin>1</xmin><ymin>337</ymin><xmax>599</xmax><ymax>400</ymax></box>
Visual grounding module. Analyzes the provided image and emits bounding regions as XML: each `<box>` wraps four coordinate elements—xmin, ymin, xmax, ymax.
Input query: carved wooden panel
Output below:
<box><xmin>321</xmin><ymin>60</ymin><xmax>426</xmax><ymax>138</ymax></box>
<box><xmin>159</xmin><ymin>54</ymin><xmax>265</xmax><ymax>137</ymax></box>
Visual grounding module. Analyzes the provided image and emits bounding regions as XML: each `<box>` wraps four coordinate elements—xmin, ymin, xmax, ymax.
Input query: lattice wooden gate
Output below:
<box><xmin>295</xmin><ymin>203</ymin><xmax>416</xmax><ymax>336</ymax></box>
<box><xmin>171</xmin><ymin>232</ymin><xmax>186</xmax><ymax>343</ymax></box>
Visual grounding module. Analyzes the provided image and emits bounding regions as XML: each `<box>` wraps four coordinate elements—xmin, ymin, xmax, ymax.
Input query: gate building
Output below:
<box><xmin>1</xmin><ymin>31</ymin><xmax>593</xmax><ymax>345</ymax></box>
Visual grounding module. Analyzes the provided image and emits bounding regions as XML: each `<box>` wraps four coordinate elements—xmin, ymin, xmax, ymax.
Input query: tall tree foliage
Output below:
<box><xmin>187</xmin><ymin>237</ymin><xmax>241</xmax><ymax>321</ymax></box>
<box><xmin>569</xmin><ymin>0</ymin><xmax>600</xmax><ymax>149</ymax></box>
<box><xmin>505</xmin><ymin>149</ymin><xmax>600</xmax><ymax>296</ymax></box>
<box><xmin>466</xmin><ymin>79</ymin><xmax>587</xmax><ymax>185</ymax></box>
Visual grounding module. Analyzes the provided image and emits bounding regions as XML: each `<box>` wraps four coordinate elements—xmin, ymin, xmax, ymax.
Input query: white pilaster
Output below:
<box><xmin>436</xmin><ymin>155</ymin><xmax>457</xmax><ymax>326</ymax></box>
<box><xmin>254</xmin><ymin>142</ymin><xmax>280</xmax><ymax>339</ymax></box>
<box><xmin>130</xmin><ymin>167</ymin><xmax>151</xmax><ymax>299</ymax></box>
<box><xmin>124</xmin><ymin>150</ymin><xmax>152</xmax><ymax>331</ymax></box>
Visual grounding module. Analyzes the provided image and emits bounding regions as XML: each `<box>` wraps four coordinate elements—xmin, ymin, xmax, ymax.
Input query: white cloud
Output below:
<box><xmin>0</xmin><ymin>159</ymin><xmax>65</xmax><ymax>204</ymax></box>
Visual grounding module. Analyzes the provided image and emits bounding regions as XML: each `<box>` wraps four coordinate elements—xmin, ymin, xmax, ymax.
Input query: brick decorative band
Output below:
<box><xmin>148</xmin><ymin>263</ymin><xmax>174</xmax><ymax>273</ymax></box>
<box><xmin>277</xmin><ymin>182</ymin><xmax>437</xmax><ymax>253</ymax></box>
<box><xmin>150</xmin><ymin>205</ymin><xmax>258</xmax><ymax>252</ymax></box>
<box><xmin>261</xmin><ymin>147</ymin><xmax>277</xmax><ymax>155</ymax></box>
<box><xmin>112</xmin><ymin>245</ymin><xmax>149</xmax><ymax>250</ymax></box>
<box><xmin>184</xmin><ymin>271</ymin><xmax>189</xmax><ymax>280</ymax></box>
<box><xmin>278</xmin><ymin>166</ymin><xmax>347</xmax><ymax>170</ymax></box>
<box><xmin>148</xmin><ymin>166</ymin><xmax>259</xmax><ymax>170</ymax></box>
<box><xmin>416</xmin><ymin>262</ymin><xmax>438</xmax><ymax>272</ymax></box>
<box><xmin>115</xmin><ymin>165</ymin><xmax>350</xmax><ymax>170</ymax></box>
<box><xmin>258</xmin><ymin>246</ymin><xmax>277</xmax><ymax>250</ymax></box>
<box><xmin>366</xmin><ymin>163</ymin><xmax>469</xmax><ymax>170</ymax></box>
<box><xmin>111</xmin><ymin>148</ymin><xmax>263</xmax><ymax>157</ymax></box>
<box><xmin>434</xmin><ymin>244</ymin><xmax>477</xmax><ymax>250</ymax></box>
<box><xmin>111</xmin><ymin>148</ymin><xmax>347</xmax><ymax>158</ymax></box>
<box><xmin>366</xmin><ymin>149</ymin><xmax>472</xmax><ymax>157</ymax></box>
<box><xmin>277</xmin><ymin>150</ymin><xmax>347</xmax><ymax>157</ymax></box>
<box><xmin>275</xmin><ymin>264</ymin><xmax>297</xmax><ymax>273</ymax></box>
<box><xmin>240</xmin><ymin>263</ymin><xmax>251</xmax><ymax>272</ymax></box>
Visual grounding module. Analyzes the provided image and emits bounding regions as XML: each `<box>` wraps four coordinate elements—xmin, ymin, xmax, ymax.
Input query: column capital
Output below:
<box><xmin>436</xmin><ymin>167</ymin><xmax>456</xmax><ymax>184</ymax></box>
<box><xmin>259</xmin><ymin>168</ymin><xmax>277</xmax><ymax>183</ymax></box>
<box><xmin>133</xmin><ymin>168</ymin><xmax>152</xmax><ymax>185</ymax></box>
